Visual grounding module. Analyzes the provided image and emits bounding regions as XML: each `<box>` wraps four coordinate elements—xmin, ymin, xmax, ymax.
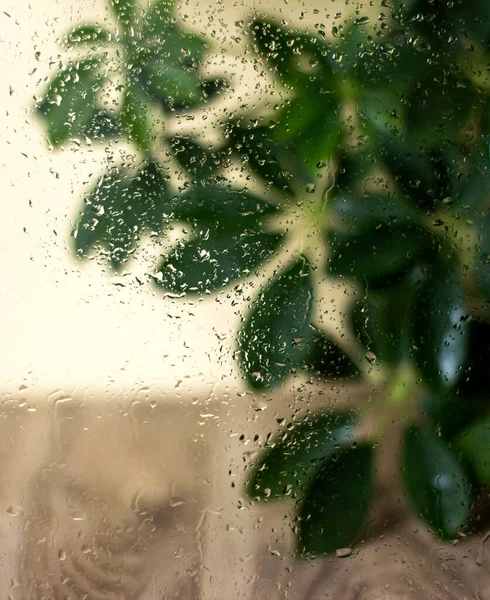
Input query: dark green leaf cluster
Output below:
<box><xmin>37</xmin><ymin>0</ymin><xmax>490</xmax><ymax>558</ymax></box>
<box><xmin>246</xmin><ymin>409</ymin><xmax>373</xmax><ymax>556</ymax></box>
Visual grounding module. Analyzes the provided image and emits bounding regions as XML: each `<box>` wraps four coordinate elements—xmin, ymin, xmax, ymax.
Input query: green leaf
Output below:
<box><xmin>352</xmin><ymin>41</ymin><xmax>427</xmax><ymax>92</ymax></box>
<box><xmin>328</xmin><ymin>193</ymin><xmax>420</xmax><ymax>234</ymax></box>
<box><xmin>376</xmin><ymin>132</ymin><xmax>439</xmax><ymax>208</ymax></box>
<box><xmin>456</xmin><ymin>320</ymin><xmax>490</xmax><ymax>400</ymax></box>
<box><xmin>106</xmin><ymin>161</ymin><xmax>169</xmax><ymax>268</ymax></box>
<box><xmin>358</xmin><ymin>88</ymin><xmax>403</xmax><ymax>136</ymax></box>
<box><xmin>274</xmin><ymin>92</ymin><xmax>322</xmax><ymax>143</ymax></box>
<box><xmin>128</xmin><ymin>159</ymin><xmax>170</xmax><ymax>232</ymax></box>
<box><xmin>350</xmin><ymin>266</ymin><xmax>425</xmax><ymax>366</ymax></box>
<box><xmin>326</xmin><ymin>223</ymin><xmax>434</xmax><ymax>286</ymax></box>
<box><xmin>198</xmin><ymin>78</ymin><xmax>229</xmax><ymax>103</ymax></box>
<box><xmin>250</xmin><ymin>19</ymin><xmax>316</xmax><ymax>88</ymax></box>
<box><xmin>109</xmin><ymin>0</ymin><xmax>136</xmax><ymax>31</ymax></box>
<box><xmin>406</xmin><ymin>71</ymin><xmax>476</xmax><ymax>147</ymax></box>
<box><xmin>455</xmin><ymin>418</ymin><xmax>490</xmax><ymax>484</ymax></box>
<box><xmin>229</xmin><ymin>125</ymin><xmax>294</xmax><ymax>195</ymax></box>
<box><xmin>298</xmin><ymin>445</ymin><xmax>373</xmax><ymax>557</ymax></box>
<box><xmin>63</xmin><ymin>25</ymin><xmax>113</xmax><ymax>47</ymax></box>
<box><xmin>163</xmin><ymin>77</ymin><xmax>229</xmax><ymax>112</ymax></box>
<box><xmin>333</xmin><ymin>22</ymin><xmax>373</xmax><ymax>74</ymax></box>
<box><xmin>140</xmin><ymin>0</ymin><xmax>173</xmax><ymax>33</ymax></box>
<box><xmin>74</xmin><ymin>161</ymin><xmax>169</xmax><ymax>266</ymax></box>
<box><xmin>74</xmin><ymin>171</ymin><xmax>124</xmax><ymax>257</ymax></box>
<box><xmin>237</xmin><ymin>257</ymin><xmax>313</xmax><ymax>389</ymax></box>
<box><xmin>391</xmin><ymin>0</ymin><xmax>421</xmax><ymax>16</ymax></box>
<box><xmin>333</xmin><ymin>150</ymin><xmax>376</xmax><ymax>196</ymax></box>
<box><xmin>278</xmin><ymin>91</ymin><xmax>342</xmax><ymax>177</ymax></box>
<box><xmin>422</xmin><ymin>390</ymin><xmax>487</xmax><ymax>440</ymax></box>
<box><xmin>37</xmin><ymin>58</ymin><xmax>102</xmax><ymax>147</ymax></box>
<box><xmin>412</xmin><ymin>259</ymin><xmax>469</xmax><ymax>392</ymax></box>
<box><xmin>247</xmin><ymin>410</ymin><xmax>357</xmax><ymax>500</ymax></box>
<box><xmin>301</xmin><ymin>328</ymin><xmax>360</xmax><ymax>379</ymax></box>
<box><xmin>141</xmin><ymin>61</ymin><xmax>199</xmax><ymax>108</ymax></box>
<box><xmin>139</xmin><ymin>1</ymin><xmax>207</xmax><ymax>69</ymax></box>
<box><xmin>440</xmin><ymin>148</ymin><xmax>490</xmax><ymax>211</ymax></box>
<box><xmin>169</xmin><ymin>136</ymin><xmax>219</xmax><ymax>181</ymax></box>
<box><xmin>82</xmin><ymin>110</ymin><xmax>122</xmax><ymax>140</ymax></box>
<box><xmin>476</xmin><ymin>213</ymin><xmax>490</xmax><ymax>302</ymax></box>
<box><xmin>155</xmin><ymin>227</ymin><xmax>283</xmax><ymax>294</ymax></box>
<box><xmin>403</xmin><ymin>425</ymin><xmax>471</xmax><ymax>539</ymax></box>
<box><xmin>121</xmin><ymin>83</ymin><xmax>151</xmax><ymax>153</ymax></box>
<box><xmin>422</xmin><ymin>320</ymin><xmax>490</xmax><ymax>439</ymax></box>
<box><xmin>171</xmin><ymin>185</ymin><xmax>278</xmax><ymax>229</ymax></box>
<box><xmin>448</xmin><ymin>0</ymin><xmax>490</xmax><ymax>45</ymax></box>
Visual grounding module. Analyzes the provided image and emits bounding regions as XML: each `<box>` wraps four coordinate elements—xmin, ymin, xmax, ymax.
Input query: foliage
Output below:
<box><xmin>37</xmin><ymin>0</ymin><xmax>490</xmax><ymax>557</ymax></box>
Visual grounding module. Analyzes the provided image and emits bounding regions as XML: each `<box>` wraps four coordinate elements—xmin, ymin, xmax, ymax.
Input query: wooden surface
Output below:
<box><xmin>0</xmin><ymin>394</ymin><xmax>487</xmax><ymax>599</ymax></box>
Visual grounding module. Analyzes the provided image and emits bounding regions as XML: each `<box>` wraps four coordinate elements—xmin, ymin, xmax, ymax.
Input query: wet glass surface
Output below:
<box><xmin>2</xmin><ymin>0</ymin><xmax>490</xmax><ymax>597</ymax></box>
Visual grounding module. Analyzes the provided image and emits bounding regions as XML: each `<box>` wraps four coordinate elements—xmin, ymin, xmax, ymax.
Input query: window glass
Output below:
<box><xmin>2</xmin><ymin>0</ymin><xmax>490</xmax><ymax>597</ymax></box>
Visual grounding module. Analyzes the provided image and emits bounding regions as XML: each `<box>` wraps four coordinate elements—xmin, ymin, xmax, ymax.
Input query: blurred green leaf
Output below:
<box><xmin>141</xmin><ymin>0</ymin><xmax>206</xmax><ymax>63</ymax></box>
<box><xmin>250</xmin><ymin>19</ymin><xmax>326</xmax><ymax>88</ymax></box>
<box><xmin>403</xmin><ymin>424</ymin><xmax>471</xmax><ymax>539</ymax></box>
<box><xmin>155</xmin><ymin>227</ymin><xmax>283</xmax><ymax>294</ymax></box>
<box><xmin>455</xmin><ymin>418</ymin><xmax>490</xmax><ymax>484</ymax></box>
<box><xmin>237</xmin><ymin>257</ymin><xmax>313</xmax><ymax>389</ymax></box>
<box><xmin>476</xmin><ymin>213</ymin><xmax>490</xmax><ymax>302</ymax></box>
<box><xmin>140</xmin><ymin>0</ymin><xmax>173</xmax><ymax>36</ymax></box>
<box><xmin>391</xmin><ymin>0</ymin><xmax>421</xmax><ymax>16</ymax></box>
<box><xmin>74</xmin><ymin>171</ymin><xmax>123</xmax><ymax>257</ymax></box>
<box><xmin>82</xmin><ymin>110</ymin><xmax>122</xmax><ymax>140</ymax></box>
<box><xmin>421</xmin><ymin>390</ymin><xmax>487</xmax><ymax>441</ymax></box>
<box><xmin>247</xmin><ymin>410</ymin><xmax>357</xmax><ymax>500</ymax></box>
<box><xmin>298</xmin><ymin>444</ymin><xmax>373</xmax><ymax>557</ymax></box>
<box><xmin>326</xmin><ymin>222</ymin><xmax>434</xmax><ymax>286</ymax></box>
<box><xmin>74</xmin><ymin>161</ymin><xmax>168</xmax><ymax>267</ymax></box>
<box><xmin>162</xmin><ymin>78</ymin><xmax>228</xmax><ymax>112</ymax></box>
<box><xmin>139</xmin><ymin>0</ymin><xmax>206</xmax><ymax>71</ymax></box>
<box><xmin>333</xmin><ymin>22</ymin><xmax>373</xmax><ymax>73</ymax></box>
<box><xmin>63</xmin><ymin>25</ymin><xmax>113</xmax><ymax>47</ymax></box>
<box><xmin>328</xmin><ymin>193</ymin><xmax>419</xmax><ymax>233</ymax></box>
<box><xmin>406</xmin><ymin>71</ymin><xmax>476</xmax><ymax>147</ymax></box>
<box><xmin>274</xmin><ymin>91</ymin><xmax>325</xmax><ymax>143</ymax></box>
<box><xmin>130</xmin><ymin>159</ymin><xmax>170</xmax><ymax>231</ymax></box>
<box><xmin>171</xmin><ymin>185</ymin><xmax>278</xmax><ymax>229</ymax></box>
<box><xmin>141</xmin><ymin>61</ymin><xmax>198</xmax><ymax>108</ymax></box>
<box><xmin>445</xmin><ymin>0</ymin><xmax>490</xmax><ymax>46</ymax></box>
<box><xmin>283</xmin><ymin>95</ymin><xmax>342</xmax><ymax>178</ymax></box>
<box><xmin>229</xmin><ymin>124</ymin><xmax>294</xmax><ymax>195</ymax></box>
<box><xmin>169</xmin><ymin>136</ymin><xmax>220</xmax><ymax>181</ymax></box>
<box><xmin>121</xmin><ymin>83</ymin><xmax>151</xmax><ymax>153</ymax></box>
<box><xmin>457</xmin><ymin>320</ymin><xmax>490</xmax><ymax>399</ymax></box>
<box><xmin>270</xmin><ymin>74</ymin><xmax>340</xmax><ymax>177</ymax></box>
<box><xmin>358</xmin><ymin>88</ymin><xmax>403</xmax><ymax>136</ymax></box>
<box><xmin>439</xmin><ymin>148</ymin><xmax>490</xmax><ymax>211</ymax></box>
<box><xmin>351</xmin><ymin>266</ymin><xmax>426</xmax><ymax>366</ymax></box>
<box><xmin>131</xmin><ymin>0</ymin><xmax>213</xmax><ymax>111</ymax></box>
<box><xmin>376</xmin><ymin>132</ymin><xmax>439</xmax><ymax>208</ymax></box>
<box><xmin>413</xmin><ymin>258</ymin><xmax>469</xmax><ymax>392</ymax></box>
<box><xmin>198</xmin><ymin>78</ymin><xmax>228</xmax><ymax>102</ymax></box>
<box><xmin>352</xmin><ymin>41</ymin><xmax>427</xmax><ymax>92</ymax></box>
<box><xmin>37</xmin><ymin>58</ymin><xmax>102</xmax><ymax>147</ymax></box>
<box><xmin>109</xmin><ymin>0</ymin><xmax>136</xmax><ymax>31</ymax></box>
<box><xmin>333</xmin><ymin>150</ymin><xmax>376</xmax><ymax>196</ymax></box>
<box><xmin>301</xmin><ymin>327</ymin><xmax>361</xmax><ymax>379</ymax></box>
